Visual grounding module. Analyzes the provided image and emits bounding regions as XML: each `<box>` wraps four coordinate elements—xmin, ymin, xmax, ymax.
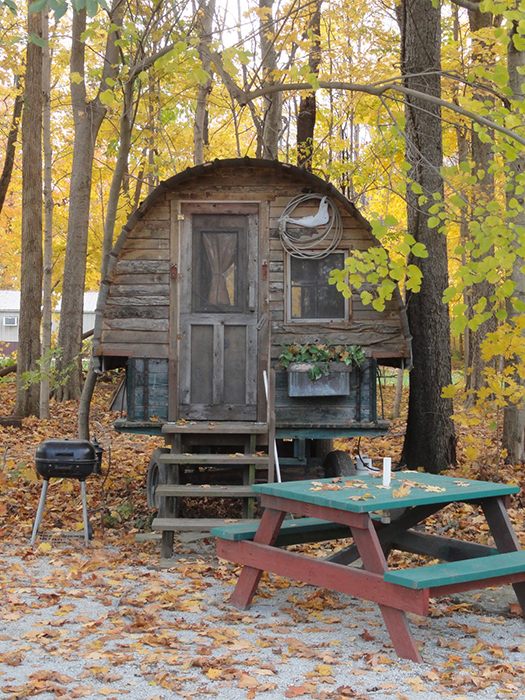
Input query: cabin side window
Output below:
<box><xmin>287</xmin><ymin>252</ymin><xmax>347</xmax><ymax>322</ymax></box>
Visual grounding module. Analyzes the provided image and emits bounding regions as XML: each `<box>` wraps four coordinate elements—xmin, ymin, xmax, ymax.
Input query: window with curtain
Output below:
<box><xmin>192</xmin><ymin>215</ymin><xmax>248</xmax><ymax>314</ymax></box>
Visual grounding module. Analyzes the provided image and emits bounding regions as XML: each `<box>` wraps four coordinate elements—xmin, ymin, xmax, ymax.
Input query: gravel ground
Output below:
<box><xmin>1</xmin><ymin>534</ymin><xmax>525</xmax><ymax>700</ymax></box>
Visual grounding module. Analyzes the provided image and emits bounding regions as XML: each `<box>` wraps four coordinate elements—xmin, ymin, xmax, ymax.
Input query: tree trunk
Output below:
<box><xmin>259</xmin><ymin>0</ymin><xmax>282</xmax><ymax>160</ymax></box>
<box><xmin>502</xmin><ymin>18</ymin><xmax>525</xmax><ymax>463</ymax></box>
<box><xmin>296</xmin><ymin>0</ymin><xmax>321</xmax><ymax>170</ymax></box>
<box><xmin>0</xmin><ymin>77</ymin><xmax>23</xmax><ymax>214</ymax></box>
<box><xmin>15</xmin><ymin>5</ymin><xmax>43</xmax><ymax>418</ymax></box>
<box><xmin>397</xmin><ymin>0</ymin><xmax>456</xmax><ymax>473</ymax></box>
<box><xmin>465</xmin><ymin>7</ymin><xmax>497</xmax><ymax>396</ymax></box>
<box><xmin>194</xmin><ymin>0</ymin><xmax>215</xmax><ymax>165</ymax></box>
<box><xmin>55</xmin><ymin>3</ymin><xmax>122</xmax><ymax>402</ymax></box>
<box><xmin>40</xmin><ymin>9</ymin><xmax>53</xmax><ymax>420</ymax></box>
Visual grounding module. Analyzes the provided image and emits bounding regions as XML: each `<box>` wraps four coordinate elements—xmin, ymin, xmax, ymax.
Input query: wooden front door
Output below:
<box><xmin>178</xmin><ymin>208</ymin><xmax>259</xmax><ymax>420</ymax></box>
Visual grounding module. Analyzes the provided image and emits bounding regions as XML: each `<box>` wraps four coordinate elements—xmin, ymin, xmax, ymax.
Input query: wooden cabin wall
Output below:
<box><xmin>99</xmin><ymin>199</ymin><xmax>171</xmax><ymax>358</ymax></box>
<box><xmin>267</xmin><ymin>193</ymin><xmax>408</xmax><ymax>364</ymax></box>
<box><xmin>98</xmin><ymin>164</ymin><xmax>409</xmax><ymax>392</ymax></box>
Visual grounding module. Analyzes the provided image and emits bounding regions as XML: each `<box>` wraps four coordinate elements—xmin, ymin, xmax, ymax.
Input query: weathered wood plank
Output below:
<box><xmin>112</xmin><ymin>273</ymin><xmax>170</xmax><ymax>285</ymax></box>
<box><xmin>104</xmin><ymin>305</ymin><xmax>169</xmax><ymax>320</ymax></box>
<box><xmin>102</xmin><ymin>317</ymin><xmax>169</xmax><ymax>332</ymax></box>
<box><xmin>101</xmin><ymin>329</ymin><xmax>168</xmax><ymax>344</ymax></box>
<box><xmin>105</xmin><ymin>296</ymin><xmax>169</xmax><ymax>307</ymax></box>
<box><xmin>169</xmin><ymin>199</ymin><xmax>181</xmax><ymax>422</ymax></box>
<box><xmin>122</xmin><ymin>249</ymin><xmax>168</xmax><ymax>261</ymax></box>
<box><xmin>181</xmin><ymin>202</ymin><xmax>259</xmax><ymax>215</ymax></box>
<box><xmin>128</xmin><ymin>221</ymin><xmax>170</xmax><ymax>238</ymax></box>
<box><xmin>142</xmin><ymin>204</ymin><xmax>170</xmax><ymax>220</ymax></box>
<box><xmin>115</xmin><ymin>260</ymin><xmax>170</xmax><ymax>274</ymax></box>
<box><xmin>94</xmin><ymin>343</ymin><xmax>169</xmax><ymax>358</ymax></box>
<box><xmin>125</xmin><ymin>238</ymin><xmax>169</xmax><ymax>250</ymax></box>
<box><xmin>108</xmin><ymin>284</ymin><xmax>170</xmax><ymax>297</ymax></box>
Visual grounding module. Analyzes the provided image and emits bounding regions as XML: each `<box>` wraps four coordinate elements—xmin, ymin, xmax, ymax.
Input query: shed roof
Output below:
<box><xmin>110</xmin><ymin>157</ymin><xmax>371</xmax><ymax>261</ymax></box>
<box><xmin>0</xmin><ymin>291</ymin><xmax>99</xmax><ymax>313</ymax></box>
<box><xmin>0</xmin><ymin>290</ymin><xmax>20</xmax><ymax>312</ymax></box>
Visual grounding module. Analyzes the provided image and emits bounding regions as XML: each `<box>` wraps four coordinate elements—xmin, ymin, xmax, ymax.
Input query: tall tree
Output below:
<box><xmin>259</xmin><ymin>0</ymin><xmax>282</xmax><ymax>159</ymax></box>
<box><xmin>296</xmin><ymin>0</ymin><xmax>322</xmax><ymax>170</ymax></box>
<box><xmin>397</xmin><ymin>0</ymin><xmax>456</xmax><ymax>472</ymax></box>
<box><xmin>464</xmin><ymin>5</ymin><xmax>497</xmax><ymax>396</ymax></box>
<box><xmin>40</xmin><ymin>8</ymin><xmax>54</xmax><ymax>419</ymax></box>
<box><xmin>55</xmin><ymin>1</ymin><xmax>123</xmax><ymax>401</ymax></box>
<box><xmin>15</xmin><ymin>4</ymin><xmax>43</xmax><ymax>417</ymax></box>
<box><xmin>502</xmin><ymin>13</ymin><xmax>525</xmax><ymax>463</ymax></box>
<box><xmin>0</xmin><ymin>77</ymin><xmax>22</xmax><ymax>214</ymax></box>
<box><xmin>194</xmin><ymin>0</ymin><xmax>215</xmax><ymax>165</ymax></box>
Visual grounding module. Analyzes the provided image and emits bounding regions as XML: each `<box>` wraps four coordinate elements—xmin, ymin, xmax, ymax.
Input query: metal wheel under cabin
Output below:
<box><xmin>91</xmin><ymin>158</ymin><xmax>412</xmax><ymax>565</ymax></box>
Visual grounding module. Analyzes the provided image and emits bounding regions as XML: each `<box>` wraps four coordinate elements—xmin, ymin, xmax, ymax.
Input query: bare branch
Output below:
<box><xmin>235</xmin><ymin>79</ymin><xmax>525</xmax><ymax>149</ymax></box>
<box><xmin>448</xmin><ymin>0</ymin><xmax>483</xmax><ymax>12</ymax></box>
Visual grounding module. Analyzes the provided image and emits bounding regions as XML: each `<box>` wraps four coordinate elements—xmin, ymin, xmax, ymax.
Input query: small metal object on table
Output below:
<box><xmin>214</xmin><ymin>472</ymin><xmax>525</xmax><ymax>663</ymax></box>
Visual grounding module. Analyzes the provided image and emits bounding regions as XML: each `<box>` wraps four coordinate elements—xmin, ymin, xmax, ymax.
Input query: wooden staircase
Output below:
<box><xmin>151</xmin><ymin>420</ymin><xmax>274</xmax><ymax>565</ymax></box>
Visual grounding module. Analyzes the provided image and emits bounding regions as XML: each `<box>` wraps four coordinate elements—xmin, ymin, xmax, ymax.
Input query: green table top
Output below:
<box><xmin>252</xmin><ymin>471</ymin><xmax>519</xmax><ymax>514</ymax></box>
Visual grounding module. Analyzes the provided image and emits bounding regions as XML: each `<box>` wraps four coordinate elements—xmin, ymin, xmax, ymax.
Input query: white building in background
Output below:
<box><xmin>0</xmin><ymin>290</ymin><xmax>98</xmax><ymax>356</ymax></box>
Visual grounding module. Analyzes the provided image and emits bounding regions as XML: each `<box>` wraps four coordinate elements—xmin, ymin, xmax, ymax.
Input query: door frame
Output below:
<box><xmin>170</xmin><ymin>201</ymin><xmax>268</xmax><ymax>422</ymax></box>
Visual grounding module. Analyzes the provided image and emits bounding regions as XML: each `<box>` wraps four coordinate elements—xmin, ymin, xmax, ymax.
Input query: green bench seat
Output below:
<box><xmin>383</xmin><ymin>549</ymin><xmax>525</xmax><ymax>590</ymax></box>
<box><xmin>211</xmin><ymin>517</ymin><xmax>352</xmax><ymax>546</ymax></box>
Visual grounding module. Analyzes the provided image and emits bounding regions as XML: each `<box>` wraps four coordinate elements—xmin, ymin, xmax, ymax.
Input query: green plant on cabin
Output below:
<box><xmin>278</xmin><ymin>342</ymin><xmax>365</xmax><ymax>381</ymax></box>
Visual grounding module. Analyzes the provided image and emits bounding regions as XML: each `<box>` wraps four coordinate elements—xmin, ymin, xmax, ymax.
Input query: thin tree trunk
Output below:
<box><xmin>465</xmin><ymin>7</ymin><xmax>497</xmax><ymax>395</ymax></box>
<box><xmin>40</xmin><ymin>9</ymin><xmax>53</xmax><ymax>420</ymax></box>
<box><xmin>15</xmin><ymin>4</ymin><xmax>43</xmax><ymax>418</ymax></box>
<box><xmin>0</xmin><ymin>78</ymin><xmax>23</xmax><ymax>213</ymax></box>
<box><xmin>397</xmin><ymin>0</ymin><xmax>456</xmax><ymax>473</ymax></box>
<box><xmin>296</xmin><ymin>0</ymin><xmax>321</xmax><ymax>170</ymax></box>
<box><xmin>55</xmin><ymin>2</ymin><xmax>122</xmax><ymax>402</ymax></box>
<box><xmin>393</xmin><ymin>368</ymin><xmax>404</xmax><ymax>419</ymax></box>
<box><xmin>259</xmin><ymin>0</ymin><xmax>282</xmax><ymax>160</ymax></box>
<box><xmin>194</xmin><ymin>0</ymin><xmax>215</xmax><ymax>165</ymax></box>
<box><xmin>502</xmin><ymin>18</ymin><xmax>525</xmax><ymax>463</ymax></box>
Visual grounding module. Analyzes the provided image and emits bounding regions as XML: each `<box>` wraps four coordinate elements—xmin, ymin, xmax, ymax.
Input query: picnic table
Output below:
<box><xmin>212</xmin><ymin>471</ymin><xmax>525</xmax><ymax>663</ymax></box>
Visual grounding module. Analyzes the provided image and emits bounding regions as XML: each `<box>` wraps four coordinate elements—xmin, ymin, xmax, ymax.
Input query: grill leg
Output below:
<box><xmin>80</xmin><ymin>480</ymin><xmax>90</xmax><ymax>547</ymax></box>
<box><xmin>31</xmin><ymin>479</ymin><xmax>50</xmax><ymax>546</ymax></box>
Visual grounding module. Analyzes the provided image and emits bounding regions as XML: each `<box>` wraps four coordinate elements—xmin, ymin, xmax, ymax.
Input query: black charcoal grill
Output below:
<box><xmin>31</xmin><ymin>439</ymin><xmax>101</xmax><ymax>547</ymax></box>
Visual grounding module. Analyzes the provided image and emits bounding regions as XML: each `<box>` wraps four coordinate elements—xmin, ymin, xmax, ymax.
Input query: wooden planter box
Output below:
<box><xmin>287</xmin><ymin>363</ymin><xmax>352</xmax><ymax>397</ymax></box>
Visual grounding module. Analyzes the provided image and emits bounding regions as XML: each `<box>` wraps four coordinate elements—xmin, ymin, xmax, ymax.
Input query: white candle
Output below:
<box><xmin>383</xmin><ymin>457</ymin><xmax>392</xmax><ymax>487</ymax></box>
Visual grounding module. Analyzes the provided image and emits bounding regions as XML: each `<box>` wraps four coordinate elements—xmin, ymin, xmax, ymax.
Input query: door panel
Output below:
<box><xmin>179</xmin><ymin>212</ymin><xmax>258</xmax><ymax>420</ymax></box>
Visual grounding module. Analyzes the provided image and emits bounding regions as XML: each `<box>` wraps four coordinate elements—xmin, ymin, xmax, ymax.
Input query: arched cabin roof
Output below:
<box><xmin>112</xmin><ymin>157</ymin><xmax>372</xmax><ymax>258</ymax></box>
<box><xmin>93</xmin><ymin>157</ymin><xmax>411</xmax><ymax>366</ymax></box>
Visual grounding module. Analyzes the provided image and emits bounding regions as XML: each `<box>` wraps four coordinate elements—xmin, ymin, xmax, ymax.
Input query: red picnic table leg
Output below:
<box><xmin>229</xmin><ymin>507</ymin><xmax>287</xmax><ymax>610</ymax></box>
<box><xmin>352</xmin><ymin>516</ymin><xmax>423</xmax><ymax>663</ymax></box>
<box><xmin>482</xmin><ymin>497</ymin><xmax>525</xmax><ymax>613</ymax></box>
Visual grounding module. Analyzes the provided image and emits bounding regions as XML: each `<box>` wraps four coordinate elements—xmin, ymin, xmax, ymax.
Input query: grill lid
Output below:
<box><xmin>35</xmin><ymin>439</ymin><xmax>97</xmax><ymax>479</ymax></box>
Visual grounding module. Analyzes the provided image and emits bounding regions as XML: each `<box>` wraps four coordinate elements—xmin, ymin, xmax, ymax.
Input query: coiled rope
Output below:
<box><xmin>278</xmin><ymin>193</ymin><xmax>343</xmax><ymax>259</ymax></box>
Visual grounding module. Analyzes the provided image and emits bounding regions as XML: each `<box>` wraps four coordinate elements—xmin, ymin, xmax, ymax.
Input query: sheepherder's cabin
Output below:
<box><xmin>92</xmin><ymin>158</ymin><xmax>411</xmax><ymax>561</ymax></box>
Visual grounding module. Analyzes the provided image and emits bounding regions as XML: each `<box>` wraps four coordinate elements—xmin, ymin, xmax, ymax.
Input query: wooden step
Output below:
<box><xmin>155</xmin><ymin>484</ymin><xmax>255</xmax><ymax>498</ymax></box>
<box><xmin>162</xmin><ymin>421</ymin><xmax>268</xmax><ymax>435</ymax></box>
<box><xmin>158</xmin><ymin>453</ymin><xmax>269</xmax><ymax>465</ymax></box>
<box><xmin>152</xmin><ymin>517</ymin><xmax>259</xmax><ymax>532</ymax></box>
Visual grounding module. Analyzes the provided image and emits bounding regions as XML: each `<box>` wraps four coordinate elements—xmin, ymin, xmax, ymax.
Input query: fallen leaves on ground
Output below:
<box><xmin>2</xmin><ymin>378</ymin><xmax>525</xmax><ymax>698</ymax></box>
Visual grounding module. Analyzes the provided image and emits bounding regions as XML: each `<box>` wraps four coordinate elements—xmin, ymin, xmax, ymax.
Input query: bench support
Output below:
<box><xmin>482</xmin><ymin>497</ymin><xmax>525</xmax><ymax>613</ymax></box>
<box><xmin>350</xmin><ymin>515</ymin><xmax>423</xmax><ymax>662</ymax></box>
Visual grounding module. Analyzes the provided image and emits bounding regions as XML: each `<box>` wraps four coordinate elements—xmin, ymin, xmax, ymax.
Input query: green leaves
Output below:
<box><xmin>29</xmin><ymin>0</ymin><xmax>107</xmax><ymax>18</ymax></box>
<box><xmin>278</xmin><ymin>343</ymin><xmax>365</xmax><ymax>381</ymax></box>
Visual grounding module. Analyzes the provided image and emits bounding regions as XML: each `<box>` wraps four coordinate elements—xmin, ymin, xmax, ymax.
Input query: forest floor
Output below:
<box><xmin>1</xmin><ymin>373</ymin><xmax>525</xmax><ymax>699</ymax></box>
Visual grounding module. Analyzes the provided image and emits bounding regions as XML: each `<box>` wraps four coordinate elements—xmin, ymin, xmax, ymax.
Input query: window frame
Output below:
<box><xmin>285</xmin><ymin>251</ymin><xmax>350</xmax><ymax>324</ymax></box>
